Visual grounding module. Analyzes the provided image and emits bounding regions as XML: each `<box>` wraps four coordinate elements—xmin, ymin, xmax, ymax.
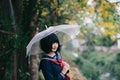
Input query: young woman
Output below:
<box><xmin>39</xmin><ymin>33</ymin><xmax>70</xmax><ymax>80</ymax></box>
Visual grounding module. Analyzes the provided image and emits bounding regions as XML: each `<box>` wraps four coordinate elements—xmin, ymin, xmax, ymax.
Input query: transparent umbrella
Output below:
<box><xmin>26</xmin><ymin>24</ymin><xmax>80</xmax><ymax>57</ymax></box>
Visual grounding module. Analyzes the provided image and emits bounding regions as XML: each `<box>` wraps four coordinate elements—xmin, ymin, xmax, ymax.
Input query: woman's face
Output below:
<box><xmin>52</xmin><ymin>42</ymin><xmax>58</xmax><ymax>52</ymax></box>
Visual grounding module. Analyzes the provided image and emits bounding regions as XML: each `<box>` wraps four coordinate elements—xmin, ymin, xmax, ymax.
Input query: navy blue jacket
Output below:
<box><xmin>39</xmin><ymin>52</ymin><xmax>66</xmax><ymax>80</ymax></box>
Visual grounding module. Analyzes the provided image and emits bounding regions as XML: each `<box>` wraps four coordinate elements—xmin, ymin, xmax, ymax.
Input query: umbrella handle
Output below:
<box><xmin>45</xmin><ymin>25</ymin><xmax>48</xmax><ymax>29</ymax></box>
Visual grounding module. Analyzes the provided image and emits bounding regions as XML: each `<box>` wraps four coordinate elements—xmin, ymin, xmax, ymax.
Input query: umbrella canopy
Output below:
<box><xmin>26</xmin><ymin>24</ymin><xmax>80</xmax><ymax>57</ymax></box>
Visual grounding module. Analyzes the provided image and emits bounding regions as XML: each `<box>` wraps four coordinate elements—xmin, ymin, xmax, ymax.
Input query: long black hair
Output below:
<box><xmin>40</xmin><ymin>33</ymin><xmax>61</xmax><ymax>53</ymax></box>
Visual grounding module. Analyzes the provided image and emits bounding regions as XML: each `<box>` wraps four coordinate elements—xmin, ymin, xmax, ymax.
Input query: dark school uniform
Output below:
<box><xmin>39</xmin><ymin>52</ymin><xmax>69</xmax><ymax>80</ymax></box>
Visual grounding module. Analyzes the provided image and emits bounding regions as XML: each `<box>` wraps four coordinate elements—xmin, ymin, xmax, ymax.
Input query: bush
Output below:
<box><xmin>75</xmin><ymin>50</ymin><xmax>120</xmax><ymax>80</ymax></box>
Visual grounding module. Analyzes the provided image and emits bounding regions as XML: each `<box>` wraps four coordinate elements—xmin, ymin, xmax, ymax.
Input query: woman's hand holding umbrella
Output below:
<box><xmin>62</xmin><ymin>61</ymin><xmax>70</xmax><ymax>74</ymax></box>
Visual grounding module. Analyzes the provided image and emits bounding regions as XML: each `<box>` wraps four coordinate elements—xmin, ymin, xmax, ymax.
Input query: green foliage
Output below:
<box><xmin>18</xmin><ymin>69</ymin><xmax>30</xmax><ymax>80</ymax></box>
<box><xmin>105</xmin><ymin>53</ymin><xmax>120</xmax><ymax>79</ymax></box>
<box><xmin>61</xmin><ymin>49</ymin><xmax>76</xmax><ymax>60</ymax></box>
<box><xmin>95</xmin><ymin>35</ymin><xmax>116</xmax><ymax>46</ymax></box>
<box><xmin>75</xmin><ymin>50</ymin><xmax>120</xmax><ymax>80</ymax></box>
<box><xmin>0</xmin><ymin>5</ymin><xmax>15</xmax><ymax>79</ymax></box>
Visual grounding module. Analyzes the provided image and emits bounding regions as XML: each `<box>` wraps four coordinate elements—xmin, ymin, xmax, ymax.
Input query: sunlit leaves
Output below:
<box><xmin>41</xmin><ymin>8</ymin><xmax>49</xmax><ymax>16</ymax></box>
<box><xmin>65</xmin><ymin>19</ymin><xmax>77</xmax><ymax>24</ymax></box>
<box><xmin>100</xmin><ymin>22</ymin><xmax>116</xmax><ymax>41</ymax></box>
<box><xmin>98</xmin><ymin>1</ymin><xmax>116</xmax><ymax>18</ymax></box>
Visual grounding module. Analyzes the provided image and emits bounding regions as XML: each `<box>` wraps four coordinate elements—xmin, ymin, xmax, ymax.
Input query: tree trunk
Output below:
<box><xmin>29</xmin><ymin>54</ymin><xmax>39</xmax><ymax>80</ymax></box>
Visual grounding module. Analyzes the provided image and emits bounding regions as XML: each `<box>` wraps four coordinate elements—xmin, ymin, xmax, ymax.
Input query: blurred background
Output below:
<box><xmin>0</xmin><ymin>0</ymin><xmax>120</xmax><ymax>80</ymax></box>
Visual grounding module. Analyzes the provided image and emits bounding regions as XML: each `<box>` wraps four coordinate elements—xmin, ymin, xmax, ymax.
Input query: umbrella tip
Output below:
<box><xmin>45</xmin><ymin>25</ymin><xmax>48</xmax><ymax>29</ymax></box>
